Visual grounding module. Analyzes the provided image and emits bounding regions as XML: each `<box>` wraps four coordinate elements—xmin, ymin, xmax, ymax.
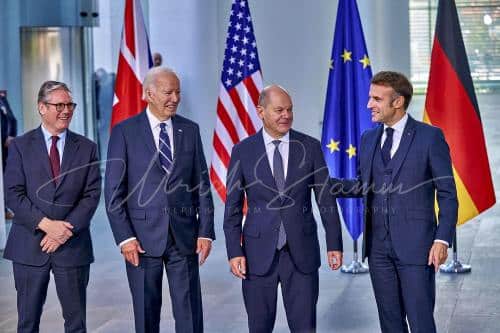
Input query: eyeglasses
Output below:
<box><xmin>45</xmin><ymin>102</ymin><xmax>77</xmax><ymax>112</ymax></box>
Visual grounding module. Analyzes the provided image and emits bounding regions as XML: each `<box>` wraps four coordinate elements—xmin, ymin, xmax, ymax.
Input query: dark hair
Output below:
<box><xmin>371</xmin><ymin>71</ymin><xmax>413</xmax><ymax>110</ymax></box>
<box><xmin>37</xmin><ymin>81</ymin><xmax>71</xmax><ymax>103</ymax></box>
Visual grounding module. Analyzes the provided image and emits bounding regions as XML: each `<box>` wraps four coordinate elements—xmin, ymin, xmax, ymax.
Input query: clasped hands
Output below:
<box><xmin>38</xmin><ymin>217</ymin><xmax>74</xmax><ymax>253</ymax></box>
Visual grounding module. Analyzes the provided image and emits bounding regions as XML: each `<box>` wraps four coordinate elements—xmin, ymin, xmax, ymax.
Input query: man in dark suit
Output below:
<box><xmin>332</xmin><ymin>71</ymin><xmax>458</xmax><ymax>333</ymax></box>
<box><xmin>224</xmin><ymin>85</ymin><xmax>343</xmax><ymax>333</ymax></box>
<box><xmin>3</xmin><ymin>81</ymin><xmax>101</xmax><ymax>333</ymax></box>
<box><xmin>105</xmin><ymin>67</ymin><xmax>214</xmax><ymax>333</ymax></box>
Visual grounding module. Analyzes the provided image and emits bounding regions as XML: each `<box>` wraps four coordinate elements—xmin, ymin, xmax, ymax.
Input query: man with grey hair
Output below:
<box><xmin>105</xmin><ymin>67</ymin><xmax>214</xmax><ymax>333</ymax></box>
<box><xmin>3</xmin><ymin>80</ymin><xmax>101</xmax><ymax>332</ymax></box>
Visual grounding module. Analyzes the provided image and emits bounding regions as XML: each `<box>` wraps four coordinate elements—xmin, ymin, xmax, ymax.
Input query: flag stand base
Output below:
<box><xmin>341</xmin><ymin>260</ymin><xmax>369</xmax><ymax>274</ymax></box>
<box><xmin>439</xmin><ymin>259</ymin><xmax>471</xmax><ymax>274</ymax></box>
<box><xmin>439</xmin><ymin>230</ymin><xmax>471</xmax><ymax>274</ymax></box>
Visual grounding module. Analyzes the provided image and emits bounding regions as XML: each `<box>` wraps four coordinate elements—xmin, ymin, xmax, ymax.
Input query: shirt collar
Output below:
<box><xmin>146</xmin><ymin>107</ymin><xmax>173</xmax><ymax>130</ymax></box>
<box><xmin>384</xmin><ymin>112</ymin><xmax>408</xmax><ymax>133</ymax></box>
<box><xmin>40</xmin><ymin>124</ymin><xmax>67</xmax><ymax>143</ymax></box>
<box><xmin>262</xmin><ymin>127</ymin><xmax>290</xmax><ymax>146</ymax></box>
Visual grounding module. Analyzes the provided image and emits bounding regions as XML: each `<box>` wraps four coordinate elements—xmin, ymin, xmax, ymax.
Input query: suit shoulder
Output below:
<box><xmin>12</xmin><ymin>128</ymin><xmax>38</xmax><ymax>145</ymax></box>
<box><xmin>362</xmin><ymin>125</ymin><xmax>380</xmax><ymax>139</ymax></box>
<box><xmin>231</xmin><ymin>131</ymin><xmax>261</xmax><ymax>153</ymax></box>
<box><xmin>68</xmin><ymin>131</ymin><xmax>97</xmax><ymax>148</ymax></box>
<box><xmin>112</xmin><ymin>112</ymin><xmax>144</xmax><ymax>131</ymax></box>
<box><xmin>174</xmin><ymin>114</ymin><xmax>200</xmax><ymax>130</ymax></box>
<box><xmin>413</xmin><ymin>119</ymin><xmax>442</xmax><ymax>134</ymax></box>
<box><xmin>290</xmin><ymin>129</ymin><xmax>320</xmax><ymax>147</ymax></box>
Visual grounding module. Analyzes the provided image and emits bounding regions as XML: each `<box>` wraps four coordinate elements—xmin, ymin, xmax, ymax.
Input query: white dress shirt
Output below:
<box><xmin>381</xmin><ymin>113</ymin><xmax>408</xmax><ymax>158</ymax></box>
<box><xmin>41</xmin><ymin>124</ymin><xmax>66</xmax><ymax>164</ymax></box>
<box><xmin>380</xmin><ymin>113</ymin><xmax>448</xmax><ymax>247</ymax></box>
<box><xmin>120</xmin><ymin>109</ymin><xmax>211</xmax><ymax>248</ymax></box>
<box><xmin>262</xmin><ymin>128</ymin><xmax>289</xmax><ymax>179</ymax></box>
<box><xmin>146</xmin><ymin>107</ymin><xmax>174</xmax><ymax>155</ymax></box>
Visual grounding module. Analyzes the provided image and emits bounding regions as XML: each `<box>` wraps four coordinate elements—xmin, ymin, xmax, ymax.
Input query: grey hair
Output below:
<box><xmin>142</xmin><ymin>67</ymin><xmax>178</xmax><ymax>96</ymax></box>
<box><xmin>37</xmin><ymin>81</ymin><xmax>72</xmax><ymax>103</ymax></box>
<box><xmin>258</xmin><ymin>84</ymin><xmax>290</xmax><ymax>106</ymax></box>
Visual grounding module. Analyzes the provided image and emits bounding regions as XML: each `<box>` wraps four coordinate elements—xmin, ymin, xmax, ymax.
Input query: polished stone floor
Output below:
<box><xmin>1</xmin><ymin>94</ymin><xmax>499</xmax><ymax>332</ymax></box>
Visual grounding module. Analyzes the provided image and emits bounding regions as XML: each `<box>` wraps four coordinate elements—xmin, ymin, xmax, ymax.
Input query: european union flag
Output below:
<box><xmin>321</xmin><ymin>0</ymin><xmax>374</xmax><ymax>241</ymax></box>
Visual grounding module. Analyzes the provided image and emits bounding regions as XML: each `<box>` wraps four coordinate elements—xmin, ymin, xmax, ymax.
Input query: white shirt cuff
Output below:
<box><xmin>119</xmin><ymin>237</ymin><xmax>137</xmax><ymax>248</ymax></box>
<box><xmin>434</xmin><ymin>239</ymin><xmax>449</xmax><ymax>247</ymax></box>
<box><xmin>198</xmin><ymin>237</ymin><xmax>213</xmax><ymax>242</ymax></box>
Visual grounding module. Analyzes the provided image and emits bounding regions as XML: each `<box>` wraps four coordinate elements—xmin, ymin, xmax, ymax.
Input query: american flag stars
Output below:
<box><xmin>222</xmin><ymin>0</ymin><xmax>261</xmax><ymax>90</ymax></box>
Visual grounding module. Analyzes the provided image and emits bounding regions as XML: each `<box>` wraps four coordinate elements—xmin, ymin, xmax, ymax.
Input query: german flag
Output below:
<box><xmin>424</xmin><ymin>0</ymin><xmax>495</xmax><ymax>225</ymax></box>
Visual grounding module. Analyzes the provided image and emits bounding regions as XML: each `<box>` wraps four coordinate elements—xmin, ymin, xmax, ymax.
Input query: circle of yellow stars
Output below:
<box><xmin>330</xmin><ymin>49</ymin><xmax>370</xmax><ymax>70</ymax></box>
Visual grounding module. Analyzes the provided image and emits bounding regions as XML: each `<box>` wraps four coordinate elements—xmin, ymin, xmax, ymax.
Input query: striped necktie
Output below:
<box><xmin>159</xmin><ymin>123</ymin><xmax>173</xmax><ymax>173</ymax></box>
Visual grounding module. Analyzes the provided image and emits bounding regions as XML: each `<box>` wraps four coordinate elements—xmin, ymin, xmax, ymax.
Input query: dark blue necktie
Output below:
<box><xmin>272</xmin><ymin>140</ymin><xmax>287</xmax><ymax>250</ymax></box>
<box><xmin>159</xmin><ymin>123</ymin><xmax>173</xmax><ymax>173</ymax></box>
<box><xmin>381</xmin><ymin>127</ymin><xmax>394</xmax><ymax>166</ymax></box>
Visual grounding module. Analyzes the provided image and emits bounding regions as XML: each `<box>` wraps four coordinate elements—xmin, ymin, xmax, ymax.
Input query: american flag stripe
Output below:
<box><xmin>210</xmin><ymin>0</ymin><xmax>263</xmax><ymax>202</ymax></box>
<box><xmin>219</xmin><ymin>87</ymin><xmax>253</xmax><ymax>140</ymax></box>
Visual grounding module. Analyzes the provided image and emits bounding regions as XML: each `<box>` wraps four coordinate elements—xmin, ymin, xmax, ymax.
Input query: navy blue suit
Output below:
<box><xmin>332</xmin><ymin>116</ymin><xmax>458</xmax><ymax>333</ymax></box>
<box><xmin>105</xmin><ymin>112</ymin><xmax>214</xmax><ymax>333</ymax></box>
<box><xmin>3</xmin><ymin>127</ymin><xmax>101</xmax><ymax>332</ymax></box>
<box><xmin>224</xmin><ymin>129</ymin><xmax>342</xmax><ymax>332</ymax></box>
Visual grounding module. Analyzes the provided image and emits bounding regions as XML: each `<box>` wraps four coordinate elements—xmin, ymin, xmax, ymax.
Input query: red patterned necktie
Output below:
<box><xmin>49</xmin><ymin>135</ymin><xmax>60</xmax><ymax>182</ymax></box>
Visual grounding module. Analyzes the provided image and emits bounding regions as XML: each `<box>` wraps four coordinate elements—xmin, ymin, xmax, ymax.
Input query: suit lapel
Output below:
<box><xmin>56</xmin><ymin>130</ymin><xmax>80</xmax><ymax>189</ymax></box>
<box><xmin>171</xmin><ymin>116</ymin><xmax>183</xmax><ymax>168</ymax></box>
<box><xmin>390</xmin><ymin>116</ymin><xmax>416</xmax><ymax>182</ymax></box>
<box><xmin>138</xmin><ymin>111</ymin><xmax>163</xmax><ymax>172</ymax></box>
<box><xmin>362</xmin><ymin>125</ymin><xmax>383</xmax><ymax>183</ymax></box>
<box><xmin>33</xmin><ymin>127</ymin><xmax>53</xmax><ymax>181</ymax></box>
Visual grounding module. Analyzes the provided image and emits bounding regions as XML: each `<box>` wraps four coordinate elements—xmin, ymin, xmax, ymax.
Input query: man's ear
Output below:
<box><xmin>38</xmin><ymin>102</ymin><xmax>45</xmax><ymax>116</ymax></box>
<box><xmin>392</xmin><ymin>95</ymin><xmax>404</xmax><ymax>109</ymax></box>
<box><xmin>256</xmin><ymin>105</ymin><xmax>264</xmax><ymax>120</ymax></box>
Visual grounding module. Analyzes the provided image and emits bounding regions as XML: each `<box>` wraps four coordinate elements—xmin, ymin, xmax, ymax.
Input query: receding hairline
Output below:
<box><xmin>258</xmin><ymin>84</ymin><xmax>291</xmax><ymax>107</ymax></box>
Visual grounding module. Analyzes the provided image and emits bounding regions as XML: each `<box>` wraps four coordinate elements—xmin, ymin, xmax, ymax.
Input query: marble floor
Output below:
<box><xmin>1</xmin><ymin>94</ymin><xmax>499</xmax><ymax>332</ymax></box>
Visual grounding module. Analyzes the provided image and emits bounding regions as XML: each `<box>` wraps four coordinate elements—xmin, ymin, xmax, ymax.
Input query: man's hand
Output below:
<box><xmin>229</xmin><ymin>256</ymin><xmax>247</xmax><ymax>279</ymax></box>
<box><xmin>40</xmin><ymin>235</ymin><xmax>61</xmax><ymax>253</ymax></box>
<box><xmin>121</xmin><ymin>239</ymin><xmax>146</xmax><ymax>267</ymax></box>
<box><xmin>428</xmin><ymin>242</ymin><xmax>448</xmax><ymax>272</ymax></box>
<box><xmin>38</xmin><ymin>218</ymin><xmax>74</xmax><ymax>244</ymax></box>
<box><xmin>327</xmin><ymin>251</ymin><xmax>343</xmax><ymax>270</ymax></box>
<box><xmin>196</xmin><ymin>238</ymin><xmax>212</xmax><ymax>266</ymax></box>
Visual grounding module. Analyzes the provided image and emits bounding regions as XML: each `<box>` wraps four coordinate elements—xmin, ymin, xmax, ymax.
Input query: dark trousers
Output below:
<box><xmin>242</xmin><ymin>246</ymin><xmax>319</xmax><ymax>333</ymax></box>
<box><xmin>126</xmin><ymin>232</ymin><xmax>203</xmax><ymax>333</ymax></box>
<box><xmin>368</xmin><ymin>235</ymin><xmax>436</xmax><ymax>333</ymax></box>
<box><xmin>13</xmin><ymin>261</ymin><xmax>90</xmax><ymax>333</ymax></box>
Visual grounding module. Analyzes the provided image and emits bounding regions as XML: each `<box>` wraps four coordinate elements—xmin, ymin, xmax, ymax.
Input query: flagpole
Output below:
<box><xmin>439</xmin><ymin>229</ymin><xmax>471</xmax><ymax>274</ymax></box>
<box><xmin>341</xmin><ymin>238</ymin><xmax>369</xmax><ymax>274</ymax></box>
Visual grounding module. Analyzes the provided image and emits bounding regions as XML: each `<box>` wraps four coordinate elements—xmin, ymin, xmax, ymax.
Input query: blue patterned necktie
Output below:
<box><xmin>381</xmin><ymin>127</ymin><xmax>394</xmax><ymax>166</ymax></box>
<box><xmin>272</xmin><ymin>140</ymin><xmax>287</xmax><ymax>250</ymax></box>
<box><xmin>159</xmin><ymin>123</ymin><xmax>173</xmax><ymax>173</ymax></box>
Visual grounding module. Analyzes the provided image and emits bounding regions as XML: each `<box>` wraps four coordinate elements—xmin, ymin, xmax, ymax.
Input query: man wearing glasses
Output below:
<box><xmin>3</xmin><ymin>81</ymin><xmax>101</xmax><ymax>332</ymax></box>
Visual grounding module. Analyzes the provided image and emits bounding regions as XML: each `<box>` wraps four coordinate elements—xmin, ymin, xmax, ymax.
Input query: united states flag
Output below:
<box><xmin>210</xmin><ymin>0</ymin><xmax>263</xmax><ymax>202</ymax></box>
<box><xmin>111</xmin><ymin>0</ymin><xmax>152</xmax><ymax>128</ymax></box>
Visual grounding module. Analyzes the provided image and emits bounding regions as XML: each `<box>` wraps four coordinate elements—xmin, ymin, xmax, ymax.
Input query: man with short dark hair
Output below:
<box><xmin>3</xmin><ymin>80</ymin><xmax>101</xmax><ymax>333</ymax></box>
<box><xmin>332</xmin><ymin>71</ymin><xmax>458</xmax><ymax>333</ymax></box>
